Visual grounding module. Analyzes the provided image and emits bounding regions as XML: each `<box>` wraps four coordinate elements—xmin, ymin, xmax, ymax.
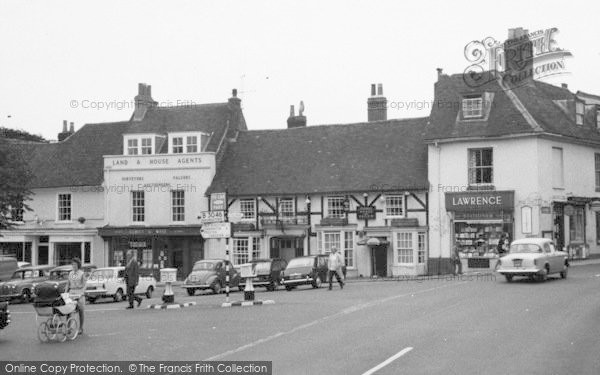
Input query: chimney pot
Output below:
<box><xmin>370</xmin><ymin>84</ymin><xmax>376</xmax><ymax>96</ymax></box>
<box><xmin>62</xmin><ymin>120</ymin><xmax>68</xmax><ymax>132</ymax></box>
<box><xmin>138</xmin><ymin>83</ymin><xmax>146</xmax><ymax>95</ymax></box>
<box><xmin>377</xmin><ymin>83</ymin><xmax>383</xmax><ymax>96</ymax></box>
<box><xmin>437</xmin><ymin>68</ymin><xmax>443</xmax><ymax>79</ymax></box>
<box><xmin>232</xmin><ymin>88</ymin><xmax>237</xmax><ymax>97</ymax></box>
<box><xmin>69</xmin><ymin>122</ymin><xmax>74</xmax><ymax>132</ymax></box>
<box><xmin>367</xmin><ymin>84</ymin><xmax>387</xmax><ymax>122</ymax></box>
<box><xmin>561</xmin><ymin>83</ymin><xmax>568</xmax><ymax>89</ymax></box>
<box><xmin>289</xmin><ymin>105</ymin><xmax>295</xmax><ymax>117</ymax></box>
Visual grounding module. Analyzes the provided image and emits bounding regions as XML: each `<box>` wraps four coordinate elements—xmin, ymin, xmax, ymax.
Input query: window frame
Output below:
<box><xmin>186</xmin><ymin>136</ymin><xmax>198</xmax><ymax>153</ymax></box>
<box><xmin>396</xmin><ymin>232</ymin><xmax>414</xmax><ymax>264</ymax></box>
<box><xmin>462</xmin><ymin>96</ymin><xmax>484</xmax><ymax>119</ymax></box>
<box><xmin>595</xmin><ymin>153</ymin><xmax>600</xmax><ymax>192</ymax></box>
<box><xmin>171</xmin><ymin>190</ymin><xmax>185</xmax><ymax>222</ymax></box>
<box><xmin>468</xmin><ymin>148</ymin><xmax>493</xmax><ymax>186</ymax></box>
<box><xmin>141</xmin><ymin>137</ymin><xmax>153</xmax><ymax>155</ymax></box>
<box><xmin>57</xmin><ymin>193</ymin><xmax>72</xmax><ymax>222</ymax></box>
<box><xmin>327</xmin><ymin>196</ymin><xmax>347</xmax><ymax>218</ymax></box>
<box><xmin>131</xmin><ymin>190</ymin><xmax>145</xmax><ymax>223</ymax></box>
<box><xmin>172</xmin><ymin>137</ymin><xmax>184</xmax><ymax>154</ymax></box>
<box><xmin>385</xmin><ymin>195</ymin><xmax>404</xmax><ymax>218</ymax></box>
<box><xmin>575</xmin><ymin>100</ymin><xmax>584</xmax><ymax>126</ymax></box>
<box><xmin>239</xmin><ymin>199</ymin><xmax>256</xmax><ymax>221</ymax></box>
<box><xmin>127</xmin><ymin>139</ymin><xmax>139</xmax><ymax>155</ymax></box>
<box><xmin>279</xmin><ymin>198</ymin><xmax>295</xmax><ymax>218</ymax></box>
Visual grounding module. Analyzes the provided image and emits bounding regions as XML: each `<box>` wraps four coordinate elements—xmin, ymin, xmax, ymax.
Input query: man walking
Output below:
<box><xmin>125</xmin><ymin>250</ymin><xmax>142</xmax><ymax>309</ymax></box>
<box><xmin>328</xmin><ymin>247</ymin><xmax>344</xmax><ymax>290</ymax></box>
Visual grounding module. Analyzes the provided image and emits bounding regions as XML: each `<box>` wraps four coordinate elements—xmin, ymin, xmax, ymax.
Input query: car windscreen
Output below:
<box><xmin>49</xmin><ymin>270</ymin><xmax>70</xmax><ymax>280</ymax></box>
<box><xmin>253</xmin><ymin>262</ymin><xmax>271</xmax><ymax>274</ymax></box>
<box><xmin>193</xmin><ymin>262</ymin><xmax>215</xmax><ymax>271</ymax></box>
<box><xmin>510</xmin><ymin>244</ymin><xmax>543</xmax><ymax>254</ymax></box>
<box><xmin>287</xmin><ymin>258</ymin><xmax>313</xmax><ymax>268</ymax></box>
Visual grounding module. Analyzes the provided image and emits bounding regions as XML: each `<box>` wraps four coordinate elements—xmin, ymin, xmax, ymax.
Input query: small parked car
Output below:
<box><xmin>239</xmin><ymin>258</ymin><xmax>288</xmax><ymax>292</ymax></box>
<box><xmin>496</xmin><ymin>238</ymin><xmax>569</xmax><ymax>282</ymax></box>
<box><xmin>281</xmin><ymin>255</ymin><xmax>330</xmax><ymax>290</ymax></box>
<box><xmin>35</xmin><ymin>264</ymin><xmax>97</xmax><ymax>294</ymax></box>
<box><xmin>182</xmin><ymin>259</ymin><xmax>241</xmax><ymax>295</ymax></box>
<box><xmin>0</xmin><ymin>265</ymin><xmax>54</xmax><ymax>303</ymax></box>
<box><xmin>84</xmin><ymin>267</ymin><xmax>156</xmax><ymax>303</ymax></box>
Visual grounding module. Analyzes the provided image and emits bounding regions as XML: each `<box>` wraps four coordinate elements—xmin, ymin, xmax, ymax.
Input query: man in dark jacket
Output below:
<box><xmin>125</xmin><ymin>250</ymin><xmax>142</xmax><ymax>309</ymax></box>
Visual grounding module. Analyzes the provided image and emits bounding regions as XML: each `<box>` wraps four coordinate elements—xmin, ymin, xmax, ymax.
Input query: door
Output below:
<box><xmin>371</xmin><ymin>245</ymin><xmax>388</xmax><ymax>277</ymax></box>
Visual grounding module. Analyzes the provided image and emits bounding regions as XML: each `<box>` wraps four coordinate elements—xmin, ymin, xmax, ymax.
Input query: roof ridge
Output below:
<box><xmin>498</xmin><ymin>78</ymin><xmax>543</xmax><ymax>132</ymax></box>
<box><xmin>242</xmin><ymin>117</ymin><xmax>428</xmax><ymax>134</ymax></box>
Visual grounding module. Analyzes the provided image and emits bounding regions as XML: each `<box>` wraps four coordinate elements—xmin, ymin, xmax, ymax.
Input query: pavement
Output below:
<box><xmin>1</xmin><ymin>263</ymin><xmax>599</xmax><ymax>375</ymax></box>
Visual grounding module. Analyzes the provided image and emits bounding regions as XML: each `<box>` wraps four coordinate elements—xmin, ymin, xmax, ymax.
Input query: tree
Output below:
<box><xmin>0</xmin><ymin>138</ymin><xmax>32</xmax><ymax>230</ymax></box>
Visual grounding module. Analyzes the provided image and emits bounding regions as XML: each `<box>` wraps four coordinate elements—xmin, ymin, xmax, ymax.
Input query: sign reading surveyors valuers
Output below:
<box><xmin>445</xmin><ymin>191</ymin><xmax>514</xmax><ymax>212</ymax></box>
<box><xmin>200</xmin><ymin>222</ymin><xmax>231</xmax><ymax>239</ymax></box>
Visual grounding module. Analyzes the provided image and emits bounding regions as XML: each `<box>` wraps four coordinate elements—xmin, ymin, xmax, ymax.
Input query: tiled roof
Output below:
<box><xmin>206</xmin><ymin>118</ymin><xmax>429</xmax><ymax>196</ymax></box>
<box><xmin>13</xmin><ymin>102</ymin><xmax>245</xmax><ymax>188</ymax></box>
<box><xmin>426</xmin><ymin>73</ymin><xmax>600</xmax><ymax>144</ymax></box>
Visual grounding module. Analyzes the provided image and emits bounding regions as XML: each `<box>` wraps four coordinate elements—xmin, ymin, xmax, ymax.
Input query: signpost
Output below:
<box><xmin>198</xmin><ymin>210</ymin><xmax>226</xmax><ymax>224</ymax></box>
<box><xmin>199</xmin><ymin>222</ymin><xmax>232</xmax><ymax>239</ymax></box>
<box><xmin>210</xmin><ymin>192</ymin><xmax>227</xmax><ymax>211</ymax></box>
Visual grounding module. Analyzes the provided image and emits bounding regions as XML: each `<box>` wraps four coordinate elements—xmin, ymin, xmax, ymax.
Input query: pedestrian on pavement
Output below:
<box><xmin>125</xmin><ymin>250</ymin><xmax>142</xmax><ymax>309</ymax></box>
<box><xmin>328</xmin><ymin>247</ymin><xmax>344</xmax><ymax>290</ymax></box>
<box><xmin>497</xmin><ymin>233</ymin><xmax>509</xmax><ymax>256</ymax></box>
<box><xmin>67</xmin><ymin>257</ymin><xmax>86</xmax><ymax>334</ymax></box>
<box><xmin>452</xmin><ymin>242</ymin><xmax>463</xmax><ymax>275</ymax></box>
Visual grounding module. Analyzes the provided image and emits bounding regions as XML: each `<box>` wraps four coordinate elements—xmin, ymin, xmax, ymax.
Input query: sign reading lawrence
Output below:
<box><xmin>445</xmin><ymin>191</ymin><xmax>514</xmax><ymax>212</ymax></box>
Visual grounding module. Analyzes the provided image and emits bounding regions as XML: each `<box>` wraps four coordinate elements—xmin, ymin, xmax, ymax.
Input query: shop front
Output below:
<box><xmin>445</xmin><ymin>191</ymin><xmax>514</xmax><ymax>271</ymax></box>
<box><xmin>99</xmin><ymin>226</ymin><xmax>204</xmax><ymax>280</ymax></box>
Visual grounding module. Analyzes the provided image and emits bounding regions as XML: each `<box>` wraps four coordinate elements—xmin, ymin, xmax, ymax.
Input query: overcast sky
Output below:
<box><xmin>1</xmin><ymin>0</ymin><xmax>599</xmax><ymax>140</ymax></box>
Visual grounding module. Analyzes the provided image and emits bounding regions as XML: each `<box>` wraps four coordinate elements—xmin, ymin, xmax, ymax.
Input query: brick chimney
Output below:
<box><xmin>503</xmin><ymin>27</ymin><xmax>533</xmax><ymax>88</ymax></box>
<box><xmin>58</xmin><ymin>120</ymin><xmax>75</xmax><ymax>141</ymax></box>
<box><xmin>367</xmin><ymin>83</ymin><xmax>387</xmax><ymax>122</ymax></box>
<box><xmin>133</xmin><ymin>83</ymin><xmax>157</xmax><ymax>121</ymax></box>
<box><xmin>228</xmin><ymin>88</ymin><xmax>241</xmax><ymax>108</ymax></box>
<box><xmin>287</xmin><ymin>102</ymin><xmax>307</xmax><ymax>128</ymax></box>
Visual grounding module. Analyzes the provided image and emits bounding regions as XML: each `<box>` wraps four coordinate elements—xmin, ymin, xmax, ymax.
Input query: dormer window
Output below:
<box><xmin>141</xmin><ymin>138</ymin><xmax>152</xmax><ymax>155</ymax></box>
<box><xmin>168</xmin><ymin>132</ymin><xmax>209</xmax><ymax>154</ymax></box>
<box><xmin>172</xmin><ymin>137</ymin><xmax>184</xmax><ymax>154</ymax></box>
<box><xmin>127</xmin><ymin>139</ymin><xmax>138</xmax><ymax>155</ymax></box>
<box><xmin>186</xmin><ymin>136</ymin><xmax>198</xmax><ymax>153</ymax></box>
<box><xmin>576</xmin><ymin>100</ymin><xmax>584</xmax><ymax>125</ymax></box>
<box><xmin>124</xmin><ymin>135</ymin><xmax>157</xmax><ymax>155</ymax></box>
<box><xmin>462</xmin><ymin>96</ymin><xmax>483</xmax><ymax>118</ymax></box>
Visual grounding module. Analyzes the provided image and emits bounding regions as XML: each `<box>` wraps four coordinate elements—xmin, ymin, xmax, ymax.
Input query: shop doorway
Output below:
<box><xmin>371</xmin><ymin>244</ymin><xmax>388</xmax><ymax>277</ymax></box>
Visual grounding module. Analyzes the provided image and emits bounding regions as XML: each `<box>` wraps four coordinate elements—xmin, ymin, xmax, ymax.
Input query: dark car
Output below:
<box><xmin>0</xmin><ymin>265</ymin><xmax>54</xmax><ymax>303</ymax></box>
<box><xmin>0</xmin><ymin>302</ymin><xmax>10</xmax><ymax>331</ymax></box>
<box><xmin>35</xmin><ymin>264</ymin><xmax>97</xmax><ymax>295</ymax></box>
<box><xmin>181</xmin><ymin>259</ymin><xmax>241</xmax><ymax>296</ymax></box>
<box><xmin>281</xmin><ymin>255</ymin><xmax>330</xmax><ymax>290</ymax></box>
<box><xmin>239</xmin><ymin>258</ymin><xmax>288</xmax><ymax>292</ymax></box>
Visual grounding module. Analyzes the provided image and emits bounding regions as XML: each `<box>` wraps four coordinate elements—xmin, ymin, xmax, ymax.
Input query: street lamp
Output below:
<box><xmin>305</xmin><ymin>197</ymin><xmax>311</xmax><ymax>255</ymax></box>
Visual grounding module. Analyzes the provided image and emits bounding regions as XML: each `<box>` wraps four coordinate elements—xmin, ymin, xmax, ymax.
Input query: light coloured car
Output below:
<box><xmin>496</xmin><ymin>238</ymin><xmax>569</xmax><ymax>282</ymax></box>
<box><xmin>84</xmin><ymin>267</ymin><xmax>156</xmax><ymax>303</ymax></box>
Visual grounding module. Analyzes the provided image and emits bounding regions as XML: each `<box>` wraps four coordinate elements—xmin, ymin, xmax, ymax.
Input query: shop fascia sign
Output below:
<box><xmin>445</xmin><ymin>191</ymin><xmax>514</xmax><ymax>212</ymax></box>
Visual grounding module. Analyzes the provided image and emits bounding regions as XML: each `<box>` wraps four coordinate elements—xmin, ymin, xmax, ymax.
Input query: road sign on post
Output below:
<box><xmin>198</xmin><ymin>210</ymin><xmax>226</xmax><ymax>224</ymax></box>
<box><xmin>211</xmin><ymin>192</ymin><xmax>227</xmax><ymax>212</ymax></box>
<box><xmin>199</xmin><ymin>222</ymin><xmax>232</xmax><ymax>239</ymax></box>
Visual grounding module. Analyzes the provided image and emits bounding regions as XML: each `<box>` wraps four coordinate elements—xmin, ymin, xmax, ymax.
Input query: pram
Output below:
<box><xmin>33</xmin><ymin>283</ymin><xmax>79</xmax><ymax>342</ymax></box>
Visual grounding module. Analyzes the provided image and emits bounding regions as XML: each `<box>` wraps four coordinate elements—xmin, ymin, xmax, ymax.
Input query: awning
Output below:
<box><xmin>357</xmin><ymin>237</ymin><xmax>390</xmax><ymax>247</ymax></box>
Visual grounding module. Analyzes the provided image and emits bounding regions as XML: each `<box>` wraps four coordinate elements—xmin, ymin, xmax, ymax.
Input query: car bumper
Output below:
<box><xmin>85</xmin><ymin>288</ymin><xmax>109</xmax><ymax>297</ymax></box>
<box><xmin>181</xmin><ymin>284</ymin><xmax>212</xmax><ymax>290</ymax></box>
<box><xmin>0</xmin><ymin>293</ymin><xmax>22</xmax><ymax>301</ymax></box>
<box><xmin>497</xmin><ymin>267</ymin><xmax>543</xmax><ymax>276</ymax></box>
<box><xmin>281</xmin><ymin>277</ymin><xmax>313</xmax><ymax>286</ymax></box>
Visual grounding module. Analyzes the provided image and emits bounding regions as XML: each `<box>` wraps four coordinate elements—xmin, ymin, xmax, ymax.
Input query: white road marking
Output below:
<box><xmin>361</xmin><ymin>347</ymin><xmax>414</xmax><ymax>375</ymax></box>
<box><xmin>88</xmin><ymin>332</ymin><xmax>120</xmax><ymax>338</ymax></box>
<box><xmin>205</xmin><ymin>282</ymin><xmax>467</xmax><ymax>360</ymax></box>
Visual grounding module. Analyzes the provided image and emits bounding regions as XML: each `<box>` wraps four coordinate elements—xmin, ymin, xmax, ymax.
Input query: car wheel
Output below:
<box><xmin>114</xmin><ymin>288</ymin><xmax>124</xmax><ymax>302</ymax></box>
<box><xmin>186</xmin><ymin>288</ymin><xmax>196</xmax><ymax>296</ymax></box>
<box><xmin>536</xmin><ymin>267</ymin><xmax>549</xmax><ymax>282</ymax></box>
<box><xmin>312</xmin><ymin>276</ymin><xmax>322</xmax><ymax>289</ymax></box>
<box><xmin>285</xmin><ymin>285</ymin><xmax>293</xmax><ymax>291</ymax></box>
<box><xmin>88</xmin><ymin>297</ymin><xmax>97</xmax><ymax>304</ymax></box>
<box><xmin>560</xmin><ymin>265</ymin><xmax>568</xmax><ymax>279</ymax></box>
<box><xmin>21</xmin><ymin>289</ymin><xmax>32</xmax><ymax>303</ymax></box>
<box><xmin>212</xmin><ymin>281</ymin><xmax>222</xmax><ymax>294</ymax></box>
<box><xmin>504</xmin><ymin>275</ymin><xmax>513</xmax><ymax>283</ymax></box>
<box><xmin>146</xmin><ymin>286</ymin><xmax>154</xmax><ymax>299</ymax></box>
<box><xmin>238</xmin><ymin>285</ymin><xmax>245</xmax><ymax>292</ymax></box>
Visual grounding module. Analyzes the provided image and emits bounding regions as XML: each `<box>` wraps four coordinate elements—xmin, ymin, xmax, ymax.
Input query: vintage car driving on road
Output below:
<box><xmin>496</xmin><ymin>238</ymin><xmax>569</xmax><ymax>282</ymax></box>
<box><xmin>182</xmin><ymin>259</ymin><xmax>240</xmax><ymax>295</ymax></box>
<box><xmin>84</xmin><ymin>267</ymin><xmax>156</xmax><ymax>303</ymax></box>
<box><xmin>0</xmin><ymin>265</ymin><xmax>54</xmax><ymax>303</ymax></box>
<box><xmin>239</xmin><ymin>258</ymin><xmax>288</xmax><ymax>292</ymax></box>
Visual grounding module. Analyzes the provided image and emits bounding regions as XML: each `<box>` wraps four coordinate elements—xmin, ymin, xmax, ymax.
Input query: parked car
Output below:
<box><xmin>182</xmin><ymin>259</ymin><xmax>241</xmax><ymax>295</ymax></box>
<box><xmin>0</xmin><ymin>301</ymin><xmax>9</xmax><ymax>331</ymax></box>
<box><xmin>35</xmin><ymin>264</ymin><xmax>97</xmax><ymax>294</ymax></box>
<box><xmin>0</xmin><ymin>257</ymin><xmax>18</xmax><ymax>282</ymax></box>
<box><xmin>0</xmin><ymin>265</ymin><xmax>54</xmax><ymax>303</ymax></box>
<box><xmin>281</xmin><ymin>255</ymin><xmax>330</xmax><ymax>290</ymax></box>
<box><xmin>84</xmin><ymin>267</ymin><xmax>156</xmax><ymax>303</ymax></box>
<box><xmin>239</xmin><ymin>258</ymin><xmax>288</xmax><ymax>292</ymax></box>
<box><xmin>496</xmin><ymin>238</ymin><xmax>569</xmax><ymax>282</ymax></box>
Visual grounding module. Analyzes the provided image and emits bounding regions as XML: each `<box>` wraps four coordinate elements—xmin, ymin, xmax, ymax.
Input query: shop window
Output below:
<box><xmin>323</xmin><ymin>232</ymin><xmax>341</xmax><ymax>254</ymax></box>
<box><xmin>113</xmin><ymin>250</ymin><xmax>124</xmax><ymax>266</ymax></box>
<box><xmin>397</xmin><ymin>233</ymin><xmax>413</xmax><ymax>264</ymax></box>
<box><xmin>385</xmin><ymin>195</ymin><xmax>404</xmax><ymax>218</ymax></box>
<box><xmin>232</xmin><ymin>238</ymin><xmax>249</xmax><ymax>265</ymax></box>
<box><xmin>252</xmin><ymin>238</ymin><xmax>261</xmax><ymax>260</ymax></box>
<box><xmin>327</xmin><ymin>196</ymin><xmax>346</xmax><ymax>218</ymax></box>
<box><xmin>569</xmin><ymin>207</ymin><xmax>584</xmax><ymax>242</ymax></box>
<box><xmin>172</xmin><ymin>190</ymin><xmax>185</xmax><ymax>222</ymax></box>
<box><xmin>552</xmin><ymin>147</ymin><xmax>564</xmax><ymax>188</ymax></box>
<box><xmin>141</xmin><ymin>138</ymin><xmax>152</xmax><ymax>155</ymax></box>
<box><xmin>57</xmin><ymin>193</ymin><xmax>72</xmax><ymax>221</ymax></box>
<box><xmin>132</xmin><ymin>191</ymin><xmax>145</xmax><ymax>222</ymax></box>
<box><xmin>127</xmin><ymin>139</ymin><xmax>138</xmax><ymax>155</ymax></box>
<box><xmin>172</xmin><ymin>137</ymin><xmax>184</xmax><ymax>153</ymax></box>
<box><xmin>595</xmin><ymin>153</ymin><xmax>600</xmax><ymax>192</ymax></box>
<box><xmin>468</xmin><ymin>148</ymin><xmax>493</xmax><ymax>186</ymax></box>
<box><xmin>240</xmin><ymin>199</ymin><xmax>256</xmax><ymax>220</ymax></box>
<box><xmin>344</xmin><ymin>231</ymin><xmax>354</xmax><ymax>267</ymax></box>
<box><xmin>279</xmin><ymin>198</ymin><xmax>294</xmax><ymax>217</ymax></box>
<box><xmin>84</xmin><ymin>242</ymin><xmax>91</xmax><ymax>264</ymax></box>
<box><xmin>141</xmin><ymin>249</ymin><xmax>153</xmax><ymax>268</ymax></box>
<box><xmin>55</xmin><ymin>242</ymin><xmax>82</xmax><ymax>266</ymax></box>
<box><xmin>186</xmin><ymin>136</ymin><xmax>198</xmax><ymax>153</ymax></box>
<box><xmin>417</xmin><ymin>232</ymin><xmax>426</xmax><ymax>264</ymax></box>
<box><xmin>462</xmin><ymin>96</ymin><xmax>483</xmax><ymax>118</ymax></box>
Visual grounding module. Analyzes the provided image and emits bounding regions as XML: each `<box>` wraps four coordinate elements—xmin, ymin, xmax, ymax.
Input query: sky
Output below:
<box><xmin>1</xmin><ymin>0</ymin><xmax>599</xmax><ymax>140</ymax></box>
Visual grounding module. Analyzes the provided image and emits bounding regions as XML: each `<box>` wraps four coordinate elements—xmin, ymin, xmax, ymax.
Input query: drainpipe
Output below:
<box><xmin>437</xmin><ymin>142</ymin><xmax>442</xmax><ymax>275</ymax></box>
